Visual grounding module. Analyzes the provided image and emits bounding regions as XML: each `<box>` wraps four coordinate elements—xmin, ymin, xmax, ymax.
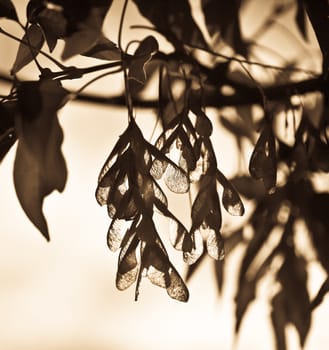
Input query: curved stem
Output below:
<box><xmin>69</xmin><ymin>68</ymin><xmax>123</xmax><ymax>100</ymax></box>
<box><xmin>118</xmin><ymin>0</ymin><xmax>129</xmax><ymax>52</ymax></box>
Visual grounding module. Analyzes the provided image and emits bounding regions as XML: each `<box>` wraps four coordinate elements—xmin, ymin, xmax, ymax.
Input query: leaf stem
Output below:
<box><xmin>118</xmin><ymin>0</ymin><xmax>129</xmax><ymax>52</ymax></box>
<box><xmin>69</xmin><ymin>68</ymin><xmax>123</xmax><ymax>100</ymax></box>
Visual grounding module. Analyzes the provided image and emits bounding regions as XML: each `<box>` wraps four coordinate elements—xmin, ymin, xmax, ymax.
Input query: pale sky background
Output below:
<box><xmin>0</xmin><ymin>1</ymin><xmax>329</xmax><ymax>349</ymax></box>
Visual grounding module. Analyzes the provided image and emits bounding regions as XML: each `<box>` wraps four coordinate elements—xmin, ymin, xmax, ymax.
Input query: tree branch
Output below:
<box><xmin>0</xmin><ymin>73</ymin><xmax>324</xmax><ymax>108</ymax></box>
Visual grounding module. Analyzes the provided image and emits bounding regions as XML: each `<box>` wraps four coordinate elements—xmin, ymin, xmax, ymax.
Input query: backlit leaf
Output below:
<box><xmin>217</xmin><ymin>170</ymin><xmax>244</xmax><ymax>216</ymax></box>
<box><xmin>206</xmin><ymin>229</ymin><xmax>225</xmax><ymax>260</ymax></box>
<box><xmin>14</xmin><ymin>79</ymin><xmax>68</xmax><ymax>240</ymax></box>
<box><xmin>164</xmin><ymin>162</ymin><xmax>189</xmax><ymax>194</ymax></box>
<box><xmin>0</xmin><ymin>0</ymin><xmax>18</xmax><ymax>21</ymax></box>
<box><xmin>166</xmin><ymin>267</ymin><xmax>189</xmax><ymax>302</ymax></box>
<box><xmin>107</xmin><ymin>217</ymin><xmax>131</xmax><ymax>252</ymax></box>
<box><xmin>11</xmin><ymin>24</ymin><xmax>45</xmax><ymax>74</ymax></box>
<box><xmin>116</xmin><ymin>234</ymin><xmax>139</xmax><ymax>290</ymax></box>
<box><xmin>128</xmin><ymin>36</ymin><xmax>158</xmax><ymax>84</ymax></box>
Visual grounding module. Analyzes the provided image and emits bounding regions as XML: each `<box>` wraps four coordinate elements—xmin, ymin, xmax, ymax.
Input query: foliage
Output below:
<box><xmin>0</xmin><ymin>0</ymin><xmax>329</xmax><ymax>349</ymax></box>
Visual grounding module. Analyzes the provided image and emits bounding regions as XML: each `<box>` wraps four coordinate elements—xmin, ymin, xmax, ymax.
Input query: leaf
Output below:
<box><xmin>0</xmin><ymin>0</ymin><xmax>18</xmax><ymax>21</ymax></box>
<box><xmin>132</xmin><ymin>0</ymin><xmax>208</xmax><ymax>49</ymax></box>
<box><xmin>116</xmin><ymin>234</ymin><xmax>139</xmax><ymax>290</ymax></box>
<box><xmin>274</xmin><ymin>251</ymin><xmax>311</xmax><ymax>348</ymax></box>
<box><xmin>61</xmin><ymin>6</ymin><xmax>112</xmax><ymax>59</ymax></box>
<box><xmin>163</xmin><ymin>162</ymin><xmax>189</xmax><ymax>194</ymax></box>
<box><xmin>295</xmin><ymin>0</ymin><xmax>308</xmax><ymax>41</ymax></box>
<box><xmin>141</xmin><ymin>242</ymin><xmax>189</xmax><ymax>302</ymax></box>
<box><xmin>11</xmin><ymin>24</ymin><xmax>45</xmax><ymax>74</ymax></box>
<box><xmin>303</xmin><ymin>0</ymin><xmax>329</xmax><ymax>56</ymax></box>
<box><xmin>249</xmin><ymin>123</ymin><xmax>277</xmax><ymax>193</ymax></box>
<box><xmin>235</xmin><ymin>277</ymin><xmax>257</xmax><ymax>333</ymax></box>
<box><xmin>206</xmin><ymin>229</ymin><xmax>225</xmax><ymax>260</ymax></box>
<box><xmin>166</xmin><ymin>266</ymin><xmax>189</xmax><ymax>302</ymax></box>
<box><xmin>14</xmin><ymin>79</ymin><xmax>68</xmax><ymax>240</ymax></box>
<box><xmin>202</xmin><ymin>0</ymin><xmax>247</xmax><ymax>56</ymax></box>
<box><xmin>35</xmin><ymin>7</ymin><xmax>67</xmax><ymax>52</ymax></box>
<box><xmin>310</xmin><ymin>277</ymin><xmax>329</xmax><ymax>310</ymax></box>
<box><xmin>183</xmin><ymin>229</ymin><xmax>204</xmax><ymax>264</ymax></box>
<box><xmin>107</xmin><ymin>217</ymin><xmax>131</xmax><ymax>252</ymax></box>
<box><xmin>191</xmin><ymin>177</ymin><xmax>222</xmax><ymax>232</ymax></box>
<box><xmin>82</xmin><ymin>35</ymin><xmax>121</xmax><ymax>61</ymax></box>
<box><xmin>271</xmin><ymin>292</ymin><xmax>287</xmax><ymax>350</ymax></box>
<box><xmin>217</xmin><ymin>170</ymin><xmax>244</xmax><ymax>216</ymax></box>
<box><xmin>128</xmin><ymin>36</ymin><xmax>158</xmax><ymax>84</ymax></box>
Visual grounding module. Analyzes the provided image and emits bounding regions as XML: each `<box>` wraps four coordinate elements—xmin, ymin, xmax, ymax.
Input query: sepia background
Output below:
<box><xmin>0</xmin><ymin>1</ymin><xmax>329</xmax><ymax>349</ymax></box>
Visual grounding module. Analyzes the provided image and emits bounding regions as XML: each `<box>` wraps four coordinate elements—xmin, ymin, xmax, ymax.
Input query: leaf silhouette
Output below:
<box><xmin>295</xmin><ymin>0</ymin><xmax>308</xmax><ymax>41</ymax></box>
<box><xmin>0</xmin><ymin>0</ymin><xmax>17</xmax><ymax>21</ymax></box>
<box><xmin>14</xmin><ymin>79</ymin><xmax>68</xmax><ymax>240</ymax></box>
<box><xmin>249</xmin><ymin>123</ymin><xmax>277</xmax><ymax>193</ymax></box>
<box><xmin>202</xmin><ymin>0</ymin><xmax>247</xmax><ymax>56</ymax></box>
<box><xmin>82</xmin><ymin>36</ymin><xmax>121</xmax><ymax>61</ymax></box>
<box><xmin>61</xmin><ymin>5</ymin><xmax>112</xmax><ymax>59</ymax></box>
<box><xmin>133</xmin><ymin>0</ymin><xmax>208</xmax><ymax>49</ymax></box>
<box><xmin>128</xmin><ymin>36</ymin><xmax>158</xmax><ymax>84</ymax></box>
<box><xmin>32</xmin><ymin>6</ymin><xmax>67</xmax><ymax>52</ymax></box>
<box><xmin>11</xmin><ymin>24</ymin><xmax>45</xmax><ymax>74</ymax></box>
<box><xmin>273</xmin><ymin>250</ymin><xmax>311</xmax><ymax>348</ymax></box>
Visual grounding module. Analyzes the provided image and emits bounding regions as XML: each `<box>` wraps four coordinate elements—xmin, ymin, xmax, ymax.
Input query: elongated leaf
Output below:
<box><xmin>133</xmin><ymin>0</ymin><xmax>208</xmax><ymax>49</ymax></box>
<box><xmin>271</xmin><ymin>292</ymin><xmax>287</xmax><ymax>350</ymax></box>
<box><xmin>116</xmin><ymin>234</ymin><xmax>139</xmax><ymax>290</ymax></box>
<box><xmin>249</xmin><ymin>123</ymin><xmax>277</xmax><ymax>193</ymax></box>
<box><xmin>11</xmin><ymin>24</ymin><xmax>45</xmax><ymax>74</ymax></box>
<box><xmin>167</xmin><ymin>266</ymin><xmax>189</xmax><ymax>302</ymax></box>
<box><xmin>303</xmin><ymin>0</ymin><xmax>329</xmax><ymax>56</ymax></box>
<box><xmin>275</xmin><ymin>251</ymin><xmax>311</xmax><ymax>348</ymax></box>
<box><xmin>14</xmin><ymin>79</ymin><xmax>68</xmax><ymax>240</ymax></box>
<box><xmin>128</xmin><ymin>36</ymin><xmax>158</xmax><ymax>84</ymax></box>
<box><xmin>235</xmin><ymin>277</ymin><xmax>256</xmax><ymax>333</ymax></box>
<box><xmin>206</xmin><ymin>229</ymin><xmax>224</xmax><ymax>260</ymax></box>
<box><xmin>295</xmin><ymin>0</ymin><xmax>308</xmax><ymax>41</ymax></box>
<box><xmin>183</xmin><ymin>229</ymin><xmax>204</xmax><ymax>264</ymax></box>
<box><xmin>0</xmin><ymin>0</ymin><xmax>18</xmax><ymax>21</ymax></box>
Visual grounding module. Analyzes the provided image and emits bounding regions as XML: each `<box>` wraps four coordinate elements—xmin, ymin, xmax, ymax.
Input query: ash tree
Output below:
<box><xmin>0</xmin><ymin>0</ymin><xmax>329</xmax><ymax>349</ymax></box>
